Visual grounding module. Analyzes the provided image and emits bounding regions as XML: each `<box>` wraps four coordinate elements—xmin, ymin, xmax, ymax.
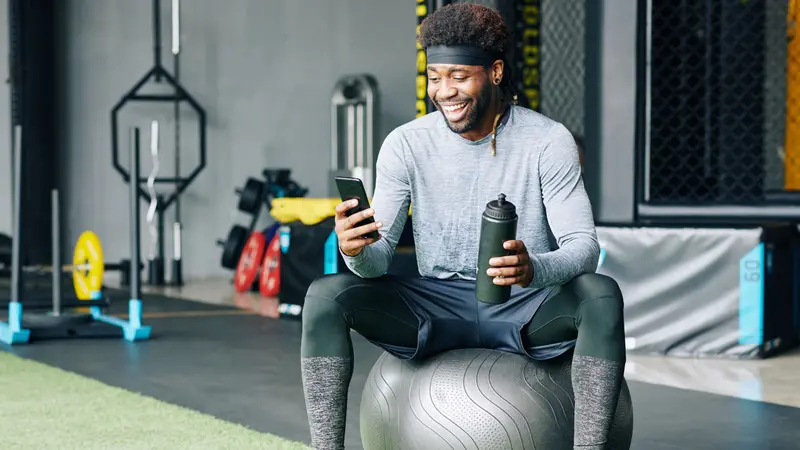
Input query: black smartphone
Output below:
<box><xmin>334</xmin><ymin>176</ymin><xmax>380</xmax><ymax>240</ymax></box>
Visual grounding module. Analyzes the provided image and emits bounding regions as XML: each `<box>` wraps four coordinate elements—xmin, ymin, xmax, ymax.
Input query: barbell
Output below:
<box><xmin>0</xmin><ymin>230</ymin><xmax>142</xmax><ymax>301</ymax></box>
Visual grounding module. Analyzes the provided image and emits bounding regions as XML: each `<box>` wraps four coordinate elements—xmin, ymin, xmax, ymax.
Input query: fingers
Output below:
<box><xmin>487</xmin><ymin>263</ymin><xmax>530</xmax><ymax>286</ymax></box>
<box><xmin>340</xmin><ymin>220</ymin><xmax>383</xmax><ymax>242</ymax></box>
<box><xmin>488</xmin><ymin>250</ymin><xmax>529</xmax><ymax>268</ymax></box>
<box><xmin>486</xmin><ymin>264</ymin><xmax>527</xmax><ymax>278</ymax></box>
<box><xmin>347</xmin><ymin>209</ymin><xmax>376</xmax><ymax>229</ymax></box>
<box><xmin>503</xmin><ymin>239</ymin><xmax>526</xmax><ymax>252</ymax></box>
<box><xmin>334</xmin><ymin>199</ymin><xmax>359</xmax><ymax>221</ymax></box>
<box><xmin>336</xmin><ymin>206</ymin><xmax>375</xmax><ymax>230</ymax></box>
<box><xmin>492</xmin><ymin>275</ymin><xmax>524</xmax><ymax>286</ymax></box>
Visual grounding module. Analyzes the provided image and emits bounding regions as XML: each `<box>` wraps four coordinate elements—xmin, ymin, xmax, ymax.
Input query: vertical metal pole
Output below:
<box><xmin>583</xmin><ymin>0</ymin><xmax>603</xmax><ymax>216</ymax></box>
<box><xmin>157</xmin><ymin>198</ymin><xmax>165</xmax><ymax>273</ymax></box>
<box><xmin>51</xmin><ymin>189</ymin><xmax>61</xmax><ymax>316</ymax></box>
<box><xmin>364</xmin><ymin>84</ymin><xmax>376</xmax><ymax>170</ymax></box>
<box><xmin>171</xmin><ymin>0</ymin><xmax>180</xmax><ymax>56</ymax></box>
<box><xmin>130</xmin><ymin>128</ymin><xmax>141</xmax><ymax>303</ymax></box>
<box><xmin>9</xmin><ymin>125</ymin><xmax>23</xmax><ymax>330</ymax></box>
<box><xmin>355</xmin><ymin>103</ymin><xmax>364</xmax><ymax>168</ymax></box>
<box><xmin>152</xmin><ymin>0</ymin><xmax>162</xmax><ymax>79</ymax></box>
<box><xmin>346</xmin><ymin>105</ymin><xmax>355</xmax><ymax>170</ymax></box>
<box><xmin>171</xmin><ymin>222</ymin><xmax>182</xmax><ymax>285</ymax></box>
<box><xmin>171</xmin><ymin>0</ymin><xmax>183</xmax><ymax>286</ymax></box>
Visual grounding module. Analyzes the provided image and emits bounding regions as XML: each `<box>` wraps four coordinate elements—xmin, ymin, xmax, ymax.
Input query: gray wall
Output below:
<box><xmin>0</xmin><ymin>0</ymin><xmax>10</xmax><ymax>236</ymax></box>
<box><xmin>57</xmin><ymin>0</ymin><xmax>416</xmax><ymax>279</ymax></box>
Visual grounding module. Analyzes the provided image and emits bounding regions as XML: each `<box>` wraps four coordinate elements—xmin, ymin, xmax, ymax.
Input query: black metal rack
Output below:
<box><xmin>109</xmin><ymin>0</ymin><xmax>206</xmax><ymax>286</ymax></box>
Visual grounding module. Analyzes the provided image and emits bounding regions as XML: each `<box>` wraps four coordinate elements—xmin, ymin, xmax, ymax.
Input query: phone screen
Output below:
<box><xmin>334</xmin><ymin>176</ymin><xmax>380</xmax><ymax>240</ymax></box>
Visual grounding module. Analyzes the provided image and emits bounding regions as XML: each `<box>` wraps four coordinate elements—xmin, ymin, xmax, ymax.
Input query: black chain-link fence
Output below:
<box><xmin>539</xmin><ymin>0</ymin><xmax>585</xmax><ymax>137</ymax></box>
<box><xmin>645</xmin><ymin>0</ymin><xmax>795</xmax><ymax>205</ymax></box>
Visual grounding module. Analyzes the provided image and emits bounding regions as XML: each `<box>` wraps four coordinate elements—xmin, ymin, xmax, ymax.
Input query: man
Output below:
<box><xmin>300</xmin><ymin>4</ymin><xmax>626</xmax><ymax>450</ymax></box>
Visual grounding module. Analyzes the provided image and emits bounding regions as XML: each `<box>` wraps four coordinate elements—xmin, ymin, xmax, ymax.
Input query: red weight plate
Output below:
<box><xmin>259</xmin><ymin>234</ymin><xmax>281</xmax><ymax>297</ymax></box>
<box><xmin>233</xmin><ymin>232</ymin><xmax>266</xmax><ymax>292</ymax></box>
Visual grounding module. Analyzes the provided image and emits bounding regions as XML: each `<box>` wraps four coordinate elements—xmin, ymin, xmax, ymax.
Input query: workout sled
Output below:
<box><xmin>0</xmin><ymin>126</ymin><xmax>152</xmax><ymax>345</ymax></box>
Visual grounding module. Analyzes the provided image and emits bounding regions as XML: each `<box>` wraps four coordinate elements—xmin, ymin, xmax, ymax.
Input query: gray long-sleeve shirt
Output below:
<box><xmin>342</xmin><ymin>105</ymin><xmax>599</xmax><ymax>290</ymax></box>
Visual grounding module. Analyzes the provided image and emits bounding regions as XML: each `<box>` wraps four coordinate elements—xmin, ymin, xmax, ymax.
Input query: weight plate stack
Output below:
<box><xmin>234</xmin><ymin>232</ymin><xmax>267</xmax><ymax>292</ymax></box>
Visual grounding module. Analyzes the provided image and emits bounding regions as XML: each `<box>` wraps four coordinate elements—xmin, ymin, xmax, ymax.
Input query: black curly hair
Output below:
<box><xmin>419</xmin><ymin>3</ymin><xmax>516</xmax><ymax>101</ymax></box>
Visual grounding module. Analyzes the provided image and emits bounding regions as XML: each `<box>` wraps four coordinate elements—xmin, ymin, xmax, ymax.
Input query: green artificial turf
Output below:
<box><xmin>0</xmin><ymin>351</ymin><xmax>309</xmax><ymax>450</ymax></box>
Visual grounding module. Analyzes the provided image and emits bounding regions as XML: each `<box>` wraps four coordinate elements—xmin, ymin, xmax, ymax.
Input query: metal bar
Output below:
<box><xmin>702</xmin><ymin>0</ymin><xmax>713</xmax><ymax>179</ymax></box>
<box><xmin>346</xmin><ymin>105</ymin><xmax>355</xmax><ymax>170</ymax></box>
<box><xmin>637</xmin><ymin>203</ymin><xmax>800</xmax><ymax>220</ymax></box>
<box><xmin>157</xmin><ymin>196</ymin><xmax>165</xmax><ymax>265</ymax></box>
<box><xmin>153</xmin><ymin>0</ymin><xmax>162</xmax><ymax>71</ymax></box>
<box><xmin>51</xmin><ymin>189</ymin><xmax>61</xmax><ymax>316</ymax></box>
<box><xmin>173</xmin><ymin>0</ymin><xmax>182</xmax><ymax>232</ymax></box>
<box><xmin>137</xmin><ymin>176</ymin><xmax>186</xmax><ymax>184</ymax></box>
<box><xmin>631</xmin><ymin>0</ymin><xmax>647</xmax><ymax>223</ymax></box>
<box><xmin>642</xmin><ymin>0</ymin><xmax>653</xmax><ymax>202</ymax></box>
<box><xmin>356</xmin><ymin>103</ymin><xmax>364</xmax><ymax>167</ymax></box>
<box><xmin>171</xmin><ymin>221</ymin><xmax>183</xmax><ymax>286</ymax></box>
<box><xmin>10</xmin><ymin>125</ymin><xmax>22</xmax><ymax>316</ymax></box>
<box><xmin>146</xmin><ymin>121</ymin><xmax>160</xmax><ymax>264</ymax></box>
<box><xmin>583</xmin><ymin>0</ymin><xmax>603</xmax><ymax>214</ymax></box>
<box><xmin>130</xmin><ymin>127</ymin><xmax>142</xmax><ymax>302</ymax></box>
<box><xmin>171</xmin><ymin>0</ymin><xmax>180</xmax><ymax>55</ymax></box>
<box><xmin>331</xmin><ymin>102</ymin><xmax>338</xmax><ymax>170</ymax></box>
<box><xmin>173</xmin><ymin>222</ymin><xmax>181</xmax><ymax>261</ymax></box>
<box><xmin>364</xmin><ymin>87</ymin><xmax>374</xmax><ymax>169</ymax></box>
<box><xmin>130</xmin><ymin>94</ymin><xmax>185</xmax><ymax>101</ymax></box>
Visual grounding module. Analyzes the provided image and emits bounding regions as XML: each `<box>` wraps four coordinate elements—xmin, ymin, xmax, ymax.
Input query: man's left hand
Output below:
<box><xmin>486</xmin><ymin>240</ymin><xmax>534</xmax><ymax>287</ymax></box>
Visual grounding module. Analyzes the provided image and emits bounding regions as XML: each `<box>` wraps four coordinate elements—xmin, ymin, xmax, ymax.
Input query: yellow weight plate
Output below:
<box><xmin>72</xmin><ymin>230</ymin><xmax>105</xmax><ymax>300</ymax></box>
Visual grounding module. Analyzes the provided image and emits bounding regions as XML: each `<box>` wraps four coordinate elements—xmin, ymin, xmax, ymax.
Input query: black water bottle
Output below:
<box><xmin>476</xmin><ymin>193</ymin><xmax>518</xmax><ymax>304</ymax></box>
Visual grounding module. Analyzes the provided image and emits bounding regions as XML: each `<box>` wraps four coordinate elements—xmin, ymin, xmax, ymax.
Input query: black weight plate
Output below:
<box><xmin>221</xmin><ymin>225</ymin><xmax>248</xmax><ymax>270</ymax></box>
<box><xmin>237</xmin><ymin>178</ymin><xmax>265</xmax><ymax>214</ymax></box>
<box><xmin>0</xmin><ymin>233</ymin><xmax>11</xmax><ymax>267</ymax></box>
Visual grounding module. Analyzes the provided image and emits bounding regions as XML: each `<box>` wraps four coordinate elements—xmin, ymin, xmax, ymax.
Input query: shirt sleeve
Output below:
<box><xmin>528</xmin><ymin>123</ymin><xmax>600</xmax><ymax>288</ymax></box>
<box><xmin>340</xmin><ymin>130</ymin><xmax>411</xmax><ymax>278</ymax></box>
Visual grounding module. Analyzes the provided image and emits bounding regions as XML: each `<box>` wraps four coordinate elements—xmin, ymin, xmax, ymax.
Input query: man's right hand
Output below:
<box><xmin>335</xmin><ymin>199</ymin><xmax>383</xmax><ymax>257</ymax></box>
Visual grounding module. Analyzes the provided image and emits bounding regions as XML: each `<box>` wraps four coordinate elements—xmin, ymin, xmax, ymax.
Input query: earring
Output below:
<box><xmin>495</xmin><ymin>78</ymin><xmax>501</xmax><ymax>85</ymax></box>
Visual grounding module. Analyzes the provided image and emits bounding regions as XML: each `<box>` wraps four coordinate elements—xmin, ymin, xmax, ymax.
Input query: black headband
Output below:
<box><xmin>425</xmin><ymin>44</ymin><xmax>503</xmax><ymax>66</ymax></box>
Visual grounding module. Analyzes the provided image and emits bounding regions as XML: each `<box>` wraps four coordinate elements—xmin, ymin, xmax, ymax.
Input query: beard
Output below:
<box><xmin>435</xmin><ymin>81</ymin><xmax>494</xmax><ymax>134</ymax></box>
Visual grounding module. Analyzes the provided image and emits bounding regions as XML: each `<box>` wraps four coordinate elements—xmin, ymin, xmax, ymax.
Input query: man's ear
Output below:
<box><xmin>490</xmin><ymin>59</ymin><xmax>504</xmax><ymax>85</ymax></box>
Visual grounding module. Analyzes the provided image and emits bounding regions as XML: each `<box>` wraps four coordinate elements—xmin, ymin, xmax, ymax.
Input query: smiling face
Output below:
<box><xmin>427</xmin><ymin>60</ymin><xmax>504</xmax><ymax>140</ymax></box>
<box><xmin>427</xmin><ymin>64</ymin><xmax>491</xmax><ymax>135</ymax></box>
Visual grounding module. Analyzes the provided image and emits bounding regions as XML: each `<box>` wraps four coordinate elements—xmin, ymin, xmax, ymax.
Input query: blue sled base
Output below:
<box><xmin>91</xmin><ymin>302</ymin><xmax>152</xmax><ymax>342</ymax></box>
<box><xmin>0</xmin><ymin>323</ymin><xmax>32</xmax><ymax>345</ymax></box>
<box><xmin>0</xmin><ymin>299</ymin><xmax>151</xmax><ymax>345</ymax></box>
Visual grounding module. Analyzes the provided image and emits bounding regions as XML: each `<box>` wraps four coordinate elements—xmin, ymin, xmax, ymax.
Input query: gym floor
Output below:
<box><xmin>3</xmin><ymin>275</ymin><xmax>800</xmax><ymax>449</ymax></box>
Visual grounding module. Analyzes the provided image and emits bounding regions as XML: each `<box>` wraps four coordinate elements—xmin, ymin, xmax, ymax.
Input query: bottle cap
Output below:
<box><xmin>484</xmin><ymin>193</ymin><xmax>517</xmax><ymax>220</ymax></box>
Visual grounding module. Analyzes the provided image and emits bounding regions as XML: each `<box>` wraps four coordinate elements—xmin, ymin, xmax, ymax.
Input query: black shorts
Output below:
<box><xmin>352</xmin><ymin>275</ymin><xmax>576</xmax><ymax>361</ymax></box>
